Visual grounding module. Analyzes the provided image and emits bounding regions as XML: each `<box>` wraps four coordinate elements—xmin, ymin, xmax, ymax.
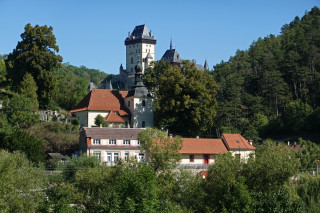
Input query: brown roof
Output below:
<box><xmin>105</xmin><ymin>111</ymin><xmax>125</xmax><ymax>123</ymax></box>
<box><xmin>84</xmin><ymin>128</ymin><xmax>143</xmax><ymax>140</ymax></box>
<box><xmin>69</xmin><ymin>89</ymin><xmax>130</xmax><ymax>116</ymax></box>
<box><xmin>222</xmin><ymin>133</ymin><xmax>256</xmax><ymax>150</ymax></box>
<box><xmin>180</xmin><ymin>138</ymin><xmax>228</xmax><ymax>154</ymax></box>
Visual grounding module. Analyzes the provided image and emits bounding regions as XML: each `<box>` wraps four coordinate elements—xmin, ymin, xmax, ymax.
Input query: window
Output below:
<box><xmin>146</xmin><ymin>49</ymin><xmax>147</xmax><ymax>53</ymax></box>
<box><xmin>125</xmin><ymin>152</ymin><xmax>129</xmax><ymax>161</ymax></box>
<box><xmin>93</xmin><ymin>151</ymin><xmax>101</xmax><ymax>160</ymax></box>
<box><xmin>123</xmin><ymin>140</ymin><xmax>130</xmax><ymax>145</ymax></box>
<box><xmin>142</xmin><ymin>100</ymin><xmax>146</xmax><ymax>107</ymax></box>
<box><xmin>190</xmin><ymin>155</ymin><xmax>194</xmax><ymax>163</ymax></box>
<box><xmin>128</xmin><ymin>101</ymin><xmax>130</xmax><ymax>107</ymax></box>
<box><xmin>138</xmin><ymin>154</ymin><xmax>144</xmax><ymax>162</ymax></box>
<box><xmin>114</xmin><ymin>153</ymin><xmax>119</xmax><ymax>162</ymax></box>
<box><xmin>141</xmin><ymin>121</ymin><xmax>145</xmax><ymax>128</ymax></box>
<box><xmin>106</xmin><ymin>153</ymin><xmax>112</xmax><ymax>162</ymax></box>
<box><xmin>93</xmin><ymin>139</ymin><xmax>100</xmax><ymax>145</ymax></box>
<box><xmin>131</xmin><ymin>57</ymin><xmax>133</xmax><ymax>64</ymax></box>
<box><xmin>109</xmin><ymin>139</ymin><xmax>116</xmax><ymax>145</ymax></box>
<box><xmin>137</xmin><ymin>140</ymin><xmax>140</xmax><ymax>146</ymax></box>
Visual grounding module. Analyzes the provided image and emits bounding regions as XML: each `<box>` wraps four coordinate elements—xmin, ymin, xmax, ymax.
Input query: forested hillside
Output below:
<box><xmin>212</xmin><ymin>7</ymin><xmax>320</xmax><ymax>140</ymax></box>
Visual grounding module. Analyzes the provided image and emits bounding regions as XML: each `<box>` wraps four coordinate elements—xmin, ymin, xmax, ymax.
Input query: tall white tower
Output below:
<box><xmin>125</xmin><ymin>25</ymin><xmax>156</xmax><ymax>74</ymax></box>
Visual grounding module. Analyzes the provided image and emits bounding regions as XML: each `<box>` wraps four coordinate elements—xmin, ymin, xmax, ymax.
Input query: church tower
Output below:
<box><xmin>125</xmin><ymin>25</ymin><xmax>156</xmax><ymax>74</ymax></box>
<box><xmin>125</xmin><ymin>61</ymin><xmax>154</xmax><ymax>128</ymax></box>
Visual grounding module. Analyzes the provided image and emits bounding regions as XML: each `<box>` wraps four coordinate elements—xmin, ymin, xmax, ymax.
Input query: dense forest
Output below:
<box><xmin>212</xmin><ymin>7</ymin><xmax>320</xmax><ymax>140</ymax></box>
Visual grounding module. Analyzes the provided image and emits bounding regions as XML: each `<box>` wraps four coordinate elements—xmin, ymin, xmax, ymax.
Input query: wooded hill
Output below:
<box><xmin>211</xmin><ymin>7</ymin><xmax>320</xmax><ymax>141</ymax></box>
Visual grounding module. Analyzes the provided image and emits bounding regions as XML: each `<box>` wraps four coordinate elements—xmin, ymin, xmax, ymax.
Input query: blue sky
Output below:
<box><xmin>0</xmin><ymin>0</ymin><xmax>319</xmax><ymax>74</ymax></box>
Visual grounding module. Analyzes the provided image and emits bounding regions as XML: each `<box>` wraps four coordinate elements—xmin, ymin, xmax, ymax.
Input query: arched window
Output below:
<box><xmin>142</xmin><ymin>100</ymin><xmax>146</xmax><ymax>107</ymax></box>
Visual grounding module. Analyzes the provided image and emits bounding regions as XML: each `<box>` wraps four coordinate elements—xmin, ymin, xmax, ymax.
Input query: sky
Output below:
<box><xmin>0</xmin><ymin>0</ymin><xmax>319</xmax><ymax>75</ymax></box>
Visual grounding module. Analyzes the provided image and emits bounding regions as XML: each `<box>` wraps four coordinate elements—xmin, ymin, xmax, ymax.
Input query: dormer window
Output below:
<box><xmin>109</xmin><ymin>139</ymin><xmax>116</xmax><ymax>145</ymax></box>
<box><xmin>123</xmin><ymin>140</ymin><xmax>130</xmax><ymax>145</ymax></box>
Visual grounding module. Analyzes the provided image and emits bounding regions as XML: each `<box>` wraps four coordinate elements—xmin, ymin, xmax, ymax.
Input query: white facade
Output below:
<box><xmin>180</xmin><ymin>154</ymin><xmax>215</xmax><ymax>165</ymax></box>
<box><xmin>230</xmin><ymin>150</ymin><xmax>255</xmax><ymax>162</ymax></box>
<box><xmin>125</xmin><ymin>96</ymin><xmax>154</xmax><ymax>128</ymax></box>
<box><xmin>73</xmin><ymin>111</ymin><xmax>129</xmax><ymax>127</ymax></box>
<box><xmin>126</xmin><ymin>43</ymin><xmax>155</xmax><ymax>74</ymax></box>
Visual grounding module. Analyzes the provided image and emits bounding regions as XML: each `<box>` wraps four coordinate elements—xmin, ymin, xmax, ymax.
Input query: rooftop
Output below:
<box><xmin>83</xmin><ymin>127</ymin><xmax>144</xmax><ymax>140</ymax></box>
<box><xmin>69</xmin><ymin>89</ymin><xmax>130</xmax><ymax>116</ymax></box>
<box><xmin>180</xmin><ymin>138</ymin><xmax>228</xmax><ymax>154</ymax></box>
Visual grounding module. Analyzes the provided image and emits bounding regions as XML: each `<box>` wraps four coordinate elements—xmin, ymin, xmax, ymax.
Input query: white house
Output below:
<box><xmin>80</xmin><ymin>127</ymin><xmax>145</xmax><ymax>166</ymax></box>
<box><xmin>70</xmin><ymin>61</ymin><xmax>154</xmax><ymax>129</ymax></box>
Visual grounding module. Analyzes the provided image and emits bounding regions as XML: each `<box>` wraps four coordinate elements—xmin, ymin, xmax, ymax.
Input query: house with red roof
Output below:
<box><xmin>70</xmin><ymin>62</ymin><xmax>154</xmax><ymax>128</ymax></box>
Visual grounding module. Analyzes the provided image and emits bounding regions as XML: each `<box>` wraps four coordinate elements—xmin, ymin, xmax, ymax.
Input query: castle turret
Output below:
<box><xmin>125</xmin><ymin>61</ymin><xmax>154</xmax><ymax>128</ymax></box>
<box><xmin>125</xmin><ymin>25</ymin><xmax>156</xmax><ymax>74</ymax></box>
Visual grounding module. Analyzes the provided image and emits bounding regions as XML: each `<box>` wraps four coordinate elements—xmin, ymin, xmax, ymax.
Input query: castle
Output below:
<box><xmin>100</xmin><ymin>24</ymin><xmax>209</xmax><ymax>90</ymax></box>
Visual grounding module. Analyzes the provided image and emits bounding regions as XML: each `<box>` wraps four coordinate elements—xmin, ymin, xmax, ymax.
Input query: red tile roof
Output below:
<box><xmin>222</xmin><ymin>133</ymin><xmax>256</xmax><ymax>150</ymax></box>
<box><xmin>180</xmin><ymin>138</ymin><xmax>228</xmax><ymax>154</ymax></box>
<box><xmin>69</xmin><ymin>89</ymin><xmax>130</xmax><ymax>116</ymax></box>
<box><xmin>105</xmin><ymin>111</ymin><xmax>125</xmax><ymax>123</ymax></box>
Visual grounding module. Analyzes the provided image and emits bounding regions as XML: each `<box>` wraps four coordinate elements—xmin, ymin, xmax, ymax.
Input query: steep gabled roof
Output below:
<box><xmin>69</xmin><ymin>89</ymin><xmax>130</xmax><ymax>116</ymax></box>
<box><xmin>83</xmin><ymin>128</ymin><xmax>143</xmax><ymax>140</ymax></box>
<box><xmin>105</xmin><ymin>111</ymin><xmax>125</xmax><ymax>123</ymax></box>
<box><xmin>180</xmin><ymin>138</ymin><xmax>228</xmax><ymax>154</ymax></box>
<box><xmin>131</xmin><ymin>24</ymin><xmax>150</xmax><ymax>37</ymax></box>
<box><xmin>222</xmin><ymin>133</ymin><xmax>256</xmax><ymax>150</ymax></box>
<box><xmin>161</xmin><ymin>49</ymin><xmax>181</xmax><ymax>63</ymax></box>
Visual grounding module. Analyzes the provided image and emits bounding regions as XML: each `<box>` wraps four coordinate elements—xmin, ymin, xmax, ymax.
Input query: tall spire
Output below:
<box><xmin>204</xmin><ymin>59</ymin><xmax>209</xmax><ymax>71</ymax></box>
<box><xmin>170</xmin><ymin>38</ymin><xmax>172</xmax><ymax>50</ymax></box>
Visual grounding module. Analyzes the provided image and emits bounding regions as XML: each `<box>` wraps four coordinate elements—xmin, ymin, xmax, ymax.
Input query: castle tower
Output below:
<box><xmin>125</xmin><ymin>25</ymin><xmax>156</xmax><ymax>74</ymax></box>
<box><xmin>125</xmin><ymin>61</ymin><xmax>154</xmax><ymax>128</ymax></box>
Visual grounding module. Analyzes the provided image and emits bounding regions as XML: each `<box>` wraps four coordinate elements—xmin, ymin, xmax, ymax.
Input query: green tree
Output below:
<box><xmin>1</xmin><ymin>94</ymin><xmax>39</xmax><ymax>128</ymax></box>
<box><xmin>144</xmin><ymin>60</ymin><xmax>218</xmax><ymax>135</ymax></box>
<box><xmin>0</xmin><ymin>151</ymin><xmax>47</xmax><ymax>212</ymax></box>
<box><xmin>94</xmin><ymin>114</ymin><xmax>109</xmax><ymax>127</ymax></box>
<box><xmin>296</xmin><ymin>138</ymin><xmax>320</xmax><ymax>170</ymax></box>
<box><xmin>245</xmin><ymin>140</ymin><xmax>300</xmax><ymax>192</ymax></box>
<box><xmin>2</xmin><ymin>130</ymin><xmax>46</xmax><ymax>164</ymax></box>
<box><xmin>19</xmin><ymin>73</ymin><xmax>39</xmax><ymax>110</ymax></box>
<box><xmin>6</xmin><ymin>23</ymin><xmax>63</xmax><ymax>108</ymax></box>
<box><xmin>0</xmin><ymin>56</ymin><xmax>6</xmax><ymax>85</ymax></box>
<box><xmin>138</xmin><ymin>128</ymin><xmax>182</xmax><ymax>172</ymax></box>
<box><xmin>206</xmin><ymin>154</ymin><xmax>252</xmax><ymax>212</ymax></box>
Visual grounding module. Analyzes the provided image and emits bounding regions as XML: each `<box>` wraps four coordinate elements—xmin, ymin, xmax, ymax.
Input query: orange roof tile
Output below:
<box><xmin>222</xmin><ymin>133</ymin><xmax>256</xmax><ymax>150</ymax></box>
<box><xmin>180</xmin><ymin>138</ymin><xmax>228</xmax><ymax>154</ymax></box>
<box><xmin>69</xmin><ymin>89</ymin><xmax>130</xmax><ymax>116</ymax></box>
<box><xmin>104</xmin><ymin>111</ymin><xmax>125</xmax><ymax>123</ymax></box>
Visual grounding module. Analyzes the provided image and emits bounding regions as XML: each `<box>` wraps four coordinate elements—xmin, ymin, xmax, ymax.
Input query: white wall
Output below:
<box><xmin>74</xmin><ymin>111</ymin><xmax>88</xmax><ymax>127</ymax></box>
<box><xmin>180</xmin><ymin>154</ymin><xmax>215</xmax><ymax>165</ymax></box>
<box><xmin>230</xmin><ymin>150</ymin><xmax>255</xmax><ymax>162</ymax></box>
<box><xmin>126</xmin><ymin>43</ymin><xmax>155</xmax><ymax>74</ymax></box>
<box><xmin>87</xmin><ymin>111</ymin><xmax>109</xmax><ymax>127</ymax></box>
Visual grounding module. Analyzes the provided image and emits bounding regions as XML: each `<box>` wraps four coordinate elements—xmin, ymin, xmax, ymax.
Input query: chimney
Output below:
<box><xmin>127</xmin><ymin>123</ymin><xmax>130</xmax><ymax>128</ymax></box>
<box><xmin>249</xmin><ymin>140</ymin><xmax>253</xmax><ymax>145</ymax></box>
<box><xmin>287</xmin><ymin>141</ymin><xmax>290</xmax><ymax>146</ymax></box>
<box><xmin>150</xmin><ymin>30</ymin><xmax>152</xmax><ymax>36</ymax></box>
<box><xmin>99</xmin><ymin>124</ymin><xmax>102</xmax><ymax>128</ymax></box>
<box><xmin>196</xmin><ymin>136</ymin><xmax>199</xmax><ymax>138</ymax></box>
<box><xmin>128</xmin><ymin>31</ymin><xmax>131</xmax><ymax>37</ymax></box>
<box><xmin>169</xmin><ymin>134</ymin><xmax>173</xmax><ymax>138</ymax></box>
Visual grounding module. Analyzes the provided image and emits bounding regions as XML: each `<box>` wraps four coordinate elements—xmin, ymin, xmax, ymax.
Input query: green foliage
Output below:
<box><xmin>94</xmin><ymin>114</ymin><xmax>109</xmax><ymax>127</ymax></box>
<box><xmin>212</xmin><ymin>7</ymin><xmax>320</xmax><ymax>137</ymax></box>
<box><xmin>19</xmin><ymin>72</ymin><xmax>39</xmax><ymax>110</ymax></box>
<box><xmin>138</xmin><ymin>128</ymin><xmax>183</xmax><ymax>172</ymax></box>
<box><xmin>6</xmin><ymin>23</ymin><xmax>63</xmax><ymax>108</ymax></box>
<box><xmin>27</xmin><ymin>121</ymin><xmax>79</xmax><ymax>154</ymax></box>
<box><xmin>296</xmin><ymin>138</ymin><xmax>320</xmax><ymax>170</ymax></box>
<box><xmin>0</xmin><ymin>151</ymin><xmax>47</xmax><ymax>212</ymax></box>
<box><xmin>63</xmin><ymin>154</ymin><xmax>100</xmax><ymax>182</ymax></box>
<box><xmin>283</xmin><ymin>100</ymin><xmax>313</xmax><ymax>132</ymax></box>
<box><xmin>1</xmin><ymin>94</ymin><xmax>39</xmax><ymax>128</ymax></box>
<box><xmin>206</xmin><ymin>154</ymin><xmax>252</xmax><ymax>212</ymax></box>
<box><xmin>2</xmin><ymin>129</ymin><xmax>46</xmax><ymax>164</ymax></box>
<box><xmin>245</xmin><ymin>140</ymin><xmax>300</xmax><ymax>191</ymax></box>
<box><xmin>0</xmin><ymin>56</ymin><xmax>6</xmax><ymax>85</ymax></box>
<box><xmin>72</xmin><ymin>118</ymin><xmax>80</xmax><ymax>126</ymax></box>
<box><xmin>144</xmin><ymin>60</ymin><xmax>218</xmax><ymax>136</ymax></box>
